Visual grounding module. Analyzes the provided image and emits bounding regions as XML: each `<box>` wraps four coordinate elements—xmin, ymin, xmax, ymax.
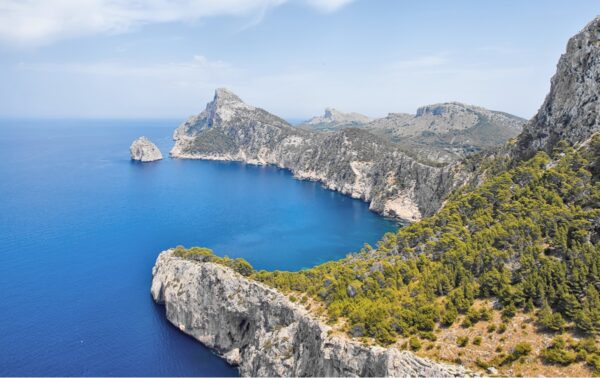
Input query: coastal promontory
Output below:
<box><xmin>151</xmin><ymin>249</ymin><xmax>474</xmax><ymax>377</ymax></box>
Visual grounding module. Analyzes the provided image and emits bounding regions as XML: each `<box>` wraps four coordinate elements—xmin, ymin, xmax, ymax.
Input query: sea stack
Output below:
<box><xmin>130</xmin><ymin>137</ymin><xmax>163</xmax><ymax>162</ymax></box>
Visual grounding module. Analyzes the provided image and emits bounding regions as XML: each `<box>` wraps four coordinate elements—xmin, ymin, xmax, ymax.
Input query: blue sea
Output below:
<box><xmin>0</xmin><ymin>119</ymin><xmax>397</xmax><ymax>376</ymax></box>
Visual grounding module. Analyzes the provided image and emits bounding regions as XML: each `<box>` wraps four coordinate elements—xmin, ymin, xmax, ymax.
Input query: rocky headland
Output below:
<box><xmin>130</xmin><ymin>136</ymin><xmax>163</xmax><ymax>162</ymax></box>
<box><xmin>151</xmin><ymin>249</ymin><xmax>475</xmax><ymax>377</ymax></box>
<box><xmin>170</xmin><ymin>89</ymin><xmax>474</xmax><ymax>221</ymax></box>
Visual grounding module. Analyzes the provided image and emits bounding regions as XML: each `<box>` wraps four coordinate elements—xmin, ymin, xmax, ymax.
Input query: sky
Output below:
<box><xmin>0</xmin><ymin>0</ymin><xmax>598</xmax><ymax>120</ymax></box>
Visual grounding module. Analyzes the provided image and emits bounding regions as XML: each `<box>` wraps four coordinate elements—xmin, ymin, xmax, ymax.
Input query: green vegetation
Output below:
<box><xmin>539</xmin><ymin>336</ymin><xmax>600</xmax><ymax>371</ymax></box>
<box><xmin>457</xmin><ymin>336</ymin><xmax>469</xmax><ymax>347</ymax></box>
<box><xmin>173</xmin><ymin>246</ymin><xmax>253</xmax><ymax>276</ymax></box>
<box><xmin>174</xmin><ymin>135</ymin><xmax>600</xmax><ymax>371</ymax></box>
<box><xmin>408</xmin><ymin>336</ymin><xmax>422</xmax><ymax>351</ymax></box>
<box><xmin>250</xmin><ymin>135</ymin><xmax>600</xmax><ymax>346</ymax></box>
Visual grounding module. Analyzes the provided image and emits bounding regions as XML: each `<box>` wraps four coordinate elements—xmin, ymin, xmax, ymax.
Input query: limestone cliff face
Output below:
<box><xmin>171</xmin><ymin>89</ymin><xmax>466</xmax><ymax>221</ymax></box>
<box><xmin>517</xmin><ymin>16</ymin><xmax>600</xmax><ymax>159</ymax></box>
<box><xmin>365</xmin><ymin>103</ymin><xmax>524</xmax><ymax>163</ymax></box>
<box><xmin>130</xmin><ymin>136</ymin><xmax>163</xmax><ymax>162</ymax></box>
<box><xmin>299</xmin><ymin>108</ymin><xmax>373</xmax><ymax>131</ymax></box>
<box><xmin>151</xmin><ymin>250</ymin><xmax>474</xmax><ymax>377</ymax></box>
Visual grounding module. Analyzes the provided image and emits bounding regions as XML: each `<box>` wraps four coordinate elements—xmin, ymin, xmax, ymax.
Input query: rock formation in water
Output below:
<box><xmin>151</xmin><ymin>250</ymin><xmax>475</xmax><ymax>377</ymax></box>
<box><xmin>130</xmin><ymin>136</ymin><xmax>163</xmax><ymax>162</ymax></box>
<box><xmin>299</xmin><ymin>108</ymin><xmax>373</xmax><ymax>131</ymax></box>
<box><xmin>516</xmin><ymin>16</ymin><xmax>600</xmax><ymax>160</ymax></box>
<box><xmin>171</xmin><ymin>89</ymin><xmax>469</xmax><ymax>221</ymax></box>
<box><xmin>364</xmin><ymin>102</ymin><xmax>524</xmax><ymax>163</ymax></box>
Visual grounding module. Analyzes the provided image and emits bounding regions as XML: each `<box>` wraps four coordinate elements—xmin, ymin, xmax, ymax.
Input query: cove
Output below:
<box><xmin>0</xmin><ymin>119</ymin><xmax>398</xmax><ymax>376</ymax></box>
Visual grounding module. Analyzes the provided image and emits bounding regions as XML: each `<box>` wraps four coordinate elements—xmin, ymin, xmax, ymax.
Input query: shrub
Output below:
<box><xmin>497</xmin><ymin>323</ymin><xmax>507</xmax><ymax>334</ymax></box>
<box><xmin>473</xmin><ymin>336</ymin><xmax>482</xmax><ymax>346</ymax></box>
<box><xmin>409</xmin><ymin>336</ymin><xmax>422</xmax><ymax>351</ymax></box>
<box><xmin>541</xmin><ymin>337</ymin><xmax>577</xmax><ymax>365</ymax></box>
<box><xmin>457</xmin><ymin>336</ymin><xmax>469</xmax><ymax>347</ymax></box>
<box><xmin>512</xmin><ymin>342</ymin><xmax>532</xmax><ymax>357</ymax></box>
<box><xmin>461</xmin><ymin>317</ymin><xmax>473</xmax><ymax>328</ymax></box>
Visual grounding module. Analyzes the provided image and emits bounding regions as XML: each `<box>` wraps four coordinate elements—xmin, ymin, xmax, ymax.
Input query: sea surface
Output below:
<box><xmin>0</xmin><ymin>119</ymin><xmax>398</xmax><ymax>376</ymax></box>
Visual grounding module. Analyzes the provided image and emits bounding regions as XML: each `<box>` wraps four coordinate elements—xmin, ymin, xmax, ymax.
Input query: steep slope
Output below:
<box><xmin>155</xmin><ymin>15</ymin><xmax>600</xmax><ymax>378</ymax></box>
<box><xmin>244</xmin><ymin>17</ymin><xmax>600</xmax><ymax>376</ymax></box>
<box><xmin>366</xmin><ymin>103</ymin><xmax>525</xmax><ymax>163</ymax></box>
<box><xmin>171</xmin><ymin>89</ymin><xmax>466</xmax><ymax>220</ymax></box>
<box><xmin>517</xmin><ymin>16</ymin><xmax>600</xmax><ymax>159</ymax></box>
<box><xmin>298</xmin><ymin>108</ymin><xmax>372</xmax><ymax>131</ymax></box>
<box><xmin>151</xmin><ymin>249</ymin><xmax>473</xmax><ymax>377</ymax></box>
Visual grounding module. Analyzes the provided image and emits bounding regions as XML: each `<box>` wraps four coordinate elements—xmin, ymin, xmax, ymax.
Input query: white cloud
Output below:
<box><xmin>7</xmin><ymin>51</ymin><xmax>540</xmax><ymax>119</ymax></box>
<box><xmin>0</xmin><ymin>0</ymin><xmax>353</xmax><ymax>46</ymax></box>
<box><xmin>17</xmin><ymin>54</ymin><xmax>236</xmax><ymax>83</ymax></box>
<box><xmin>305</xmin><ymin>0</ymin><xmax>354</xmax><ymax>13</ymax></box>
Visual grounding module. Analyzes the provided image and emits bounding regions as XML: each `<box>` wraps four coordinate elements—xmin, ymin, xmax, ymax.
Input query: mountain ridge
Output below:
<box><xmin>170</xmin><ymin>90</ymin><xmax>468</xmax><ymax>221</ymax></box>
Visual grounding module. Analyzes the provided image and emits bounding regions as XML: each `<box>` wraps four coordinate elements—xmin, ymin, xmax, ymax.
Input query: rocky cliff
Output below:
<box><xmin>151</xmin><ymin>250</ymin><xmax>474</xmax><ymax>377</ymax></box>
<box><xmin>171</xmin><ymin>89</ymin><xmax>467</xmax><ymax>220</ymax></box>
<box><xmin>516</xmin><ymin>16</ymin><xmax>600</xmax><ymax>159</ymax></box>
<box><xmin>130</xmin><ymin>136</ymin><xmax>163</xmax><ymax>162</ymax></box>
<box><xmin>365</xmin><ymin>102</ymin><xmax>524</xmax><ymax>163</ymax></box>
<box><xmin>299</xmin><ymin>108</ymin><xmax>373</xmax><ymax>131</ymax></box>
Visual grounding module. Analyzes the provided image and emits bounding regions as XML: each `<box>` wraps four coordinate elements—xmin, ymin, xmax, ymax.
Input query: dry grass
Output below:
<box><xmin>291</xmin><ymin>294</ymin><xmax>596</xmax><ymax>376</ymax></box>
<box><xmin>404</xmin><ymin>300</ymin><xmax>594</xmax><ymax>377</ymax></box>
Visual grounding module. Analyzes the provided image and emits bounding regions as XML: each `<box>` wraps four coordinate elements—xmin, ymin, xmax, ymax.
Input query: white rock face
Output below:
<box><xmin>130</xmin><ymin>137</ymin><xmax>163</xmax><ymax>162</ymax></box>
<box><xmin>300</xmin><ymin>108</ymin><xmax>373</xmax><ymax>131</ymax></box>
<box><xmin>516</xmin><ymin>16</ymin><xmax>600</xmax><ymax>159</ymax></box>
<box><xmin>151</xmin><ymin>250</ymin><xmax>476</xmax><ymax>377</ymax></box>
<box><xmin>365</xmin><ymin>102</ymin><xmax>525</xmax><ymax>162</ymax></box>
<box><xmin>170</xmin><ymin>88</ymin><xmax>468</xmax><ymax>221</ymax></box>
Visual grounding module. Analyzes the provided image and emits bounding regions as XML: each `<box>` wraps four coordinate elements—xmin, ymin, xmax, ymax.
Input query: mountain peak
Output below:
<box><xmin>304</xmin><ymin>108</ymin><xmax>371</xmax><ymax>127</ymax></box>
<box><xmin>323</xmin><ymin>107</ymin><xmax>338</xmax><ymax>118</ymax></box>
<box><xmin>213</xmin><ymin>88</ymin><xmax>244</xmax><ymax>104</ymax></box>
<box><xmin>516</xmin><ymin>16</ymin><xmax>600</xmax><ymax>159</ymax></box>
<box><xmin>415</xmin><ymin>102</ymin><xmax>484</xmax><ymax>117</ymax></box>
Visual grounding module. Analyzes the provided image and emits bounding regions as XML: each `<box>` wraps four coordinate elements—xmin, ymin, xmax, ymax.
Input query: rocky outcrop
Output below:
<box><xmin>151</xmin><ymin>250</ymin><xmax>475</xmax><ymax>377</ymax></box>
<box><xmin>299</xmin><ymin>108</ymin><xmax>372</xmax><ymax>131</ymax></box>
<box><xmin>365</xmin><ymin>102</ymin><xmax>524</xmax><ymax>163</ymax></box>
<box><xmin>170</xmin><ymin>88</ymin><xmax>468</xmax><ymax>221</ymax></box>
<box><xmin>516</xmin><ymin>16</ymin><xmax>600</xmax><ymax>159</ymax></box>
<box><xmin>130</xmin><ymin>136</ymin><xmax>163</xmax><ymax>162</ymax></box>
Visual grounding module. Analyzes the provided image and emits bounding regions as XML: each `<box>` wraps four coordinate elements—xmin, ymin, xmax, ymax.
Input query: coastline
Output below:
<box><xmin>151</xmin><ymin>249</ymin><xmax>475</xmax><ymax>377</ymax></box>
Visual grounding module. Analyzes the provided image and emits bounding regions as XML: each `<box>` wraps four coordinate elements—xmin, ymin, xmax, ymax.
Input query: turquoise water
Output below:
<box><xmin>0</xmin><ymin>119</ymin><xmax>397</xmax><ymax>376</ymax></box>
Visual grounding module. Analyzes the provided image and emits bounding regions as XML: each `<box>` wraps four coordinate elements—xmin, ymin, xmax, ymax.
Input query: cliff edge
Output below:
<box><xmin>151</xmin><ymin>250</ymin><xmax>474</xmax><ymax>377</ymax></box>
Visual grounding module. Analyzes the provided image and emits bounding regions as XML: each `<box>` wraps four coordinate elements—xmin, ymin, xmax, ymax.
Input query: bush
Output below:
<box><xmin>587</xmin><ymin>354</ymin><xmax>600</xmax><ymax>373</ymax></box>
<box><xmin>497</xmin><ymin>323</ymin><xmax>507</xmax><ymax>334</ymax></box>
<box><xmin>409</xmin><ymin>336</ymin><xmax>422</xmax><ymax>351</ymax></box>
<box><xmin>461</xmin><ymin>317</ymin><xmax>473</xmax><ymax>328</ymax></box>
<box><xmin>419</xmin><ymin>331</ymin><xmax>437</xmax><ymax>341</ymax></box>
<box><xmin>537</xmin><ymin>305</ymin><xmax>566</xmax><ymax>332</ymax></box>
<box><xmin>512</xmin><ymin>342</ymin><xmax>532</xmax><ymax>357</ymax></box>
<box><xmin>457</xmin><ymin>336</ymin><xmax>469</xmax><ymax>347</ymax></box>
<box><xmin>541</xmin><ymin>337</ymin><xmax>577</xmax><ymax>365</ymax></box>
<box><xmin>473</xmin><ymin>336</ymin><xmax>482</xmax><ymax>346</ymax></box>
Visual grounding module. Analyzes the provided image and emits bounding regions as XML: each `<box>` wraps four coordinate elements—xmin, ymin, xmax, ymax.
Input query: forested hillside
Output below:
<box><xmin>174</xmin><ymin>134</ymin><xmax>600</xmax><ymax>374</ymax></box>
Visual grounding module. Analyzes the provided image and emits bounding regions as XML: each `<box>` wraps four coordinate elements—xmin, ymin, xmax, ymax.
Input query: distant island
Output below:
<box><xmin>153</xmin><ymin>15</ymin><xmax>600</xmax><ymax>377</ymax></box>
<box><xmin>130</xmin><ymin>136</ymin><xmax>163</xmax><ymax>162</ymax></box>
